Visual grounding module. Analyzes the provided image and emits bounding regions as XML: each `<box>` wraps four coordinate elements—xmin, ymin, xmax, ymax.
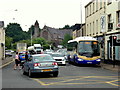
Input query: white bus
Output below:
<box><xmin>67</xmin><ymin>36</ymin><xmax>101</xmax><ymax>65</ymax></box>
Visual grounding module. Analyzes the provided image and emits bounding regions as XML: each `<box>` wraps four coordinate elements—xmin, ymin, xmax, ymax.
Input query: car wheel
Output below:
<box><xmin>28</xmin><ymin>69</ymin><xmax>33</xmax><ymax>78</ymax></box>
<box><xmin>53</xmin><ymin>72</ymin><xmax>58</xmax><ymax>77</ymax></box>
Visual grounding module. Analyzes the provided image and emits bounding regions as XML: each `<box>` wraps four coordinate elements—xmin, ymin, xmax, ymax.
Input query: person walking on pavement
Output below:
<box><xmin>13</xmin><ymin>52</ymin><xmax>21</xmax><ymax>70</ymax></box>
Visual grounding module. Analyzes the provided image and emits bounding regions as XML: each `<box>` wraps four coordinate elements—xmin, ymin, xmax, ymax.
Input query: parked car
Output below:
<box><xmin>23</xmin><ymin>54</ymin><xmax>59</xmax><ymax>77</ymax></box>
<box><xmin>51</xmin><ymin>53</ymin><xmax>66</xmax><ymax>65</ymax></box>
<box><xmin>5</xmin><ymin>50</ymin><xmax>14</xmax><ymax>57</ymax></box>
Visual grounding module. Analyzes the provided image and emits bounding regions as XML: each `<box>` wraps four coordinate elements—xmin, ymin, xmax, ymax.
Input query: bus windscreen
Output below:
<box><xmin>78</xmin><ymin>41</ymin><xmax>100</xmax><ymax>57</ymax></box>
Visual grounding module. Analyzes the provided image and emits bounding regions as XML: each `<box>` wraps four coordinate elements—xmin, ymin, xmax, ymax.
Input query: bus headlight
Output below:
<box><xmin>96</xmin><ymin>59</ymin><xmax>101</xmax><ymax>61</ymax></box>
<box><xmin>78</xmin><ymin>59</ymin><xmax>83</xmax><ymax>61</ymax></box>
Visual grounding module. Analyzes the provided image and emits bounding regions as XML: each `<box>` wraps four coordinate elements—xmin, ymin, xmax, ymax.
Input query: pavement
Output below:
<box><xmin>0</xmin><ymin>57</ymin><xmax>119</xmax><ymax>72</ymax></box>
<box><xmin>100</xmin><ymin>62</ymin><xmax>119</xmax><ymax>72</ymax></box>
<box><xmin>0</xmin><ymin>56</ymin><xmax>14</xmax><ymax>68</ymax></box>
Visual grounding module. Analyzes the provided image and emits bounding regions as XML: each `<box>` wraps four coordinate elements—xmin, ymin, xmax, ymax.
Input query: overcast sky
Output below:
<box><xmin>0</xmin><ymin>0</ymin><xmax>91</xmax><ymax>31</ymax></box>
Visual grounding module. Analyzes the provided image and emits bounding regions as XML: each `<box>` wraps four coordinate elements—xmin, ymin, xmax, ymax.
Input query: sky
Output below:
<box><xmin>0</xmin><ymin>0</ymin><xmax>91</xmax><ymax>31</ymax></box>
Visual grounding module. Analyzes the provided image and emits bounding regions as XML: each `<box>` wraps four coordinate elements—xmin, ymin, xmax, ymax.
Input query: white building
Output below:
<box><xmin>0</xmin><ymin>21</ymin><xmax>5</xmax><ymax>60</ymax></box>
<box><xmin>85</xmin><ymin>0</ymin><xmax>120</xmax><ymax>62</ymax></box>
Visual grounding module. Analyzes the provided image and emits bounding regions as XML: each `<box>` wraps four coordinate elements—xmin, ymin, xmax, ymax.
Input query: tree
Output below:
<box><xmin>32</xmin><ymin>37</ymin><xmax>47</xmax><ymax>46</ymax></box>
<box><xmin>5</xmin><ymin>36</ymin><xmax>13</xmax><ymax>49</ymax></box>
<box><xmin>27</xmin><ymin>25</ymin><xmax>35</xmax><ymax>38</ymax></box>
<box><xmin>5</xmin><ymin>23</ymin><xmax>29</xmax><ymax>43</ymax></box>
<box><xmin>61</xmin><ymin>34</ymin><xmax>72</xmax><ymax>47</ymax></box>
<box><xmin>59</xmin><ymin>25</ymin><xmax>72</xmax><ymax>29</ymax></box>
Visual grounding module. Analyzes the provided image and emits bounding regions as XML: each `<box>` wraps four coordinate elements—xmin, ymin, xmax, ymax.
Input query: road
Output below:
<box><xmin>2</xmin><ymin>62</ymin><xmax>119</xmax><ymax>89</ymax></box>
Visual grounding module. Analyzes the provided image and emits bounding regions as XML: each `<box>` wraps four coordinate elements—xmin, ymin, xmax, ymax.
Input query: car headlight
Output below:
<box><xmin>96</xmin><ymin>59</ymin><xmax>101</xmax><ymax>61</ymax></box>
<box><xmin>78</xmin><ymin>58</ymin><xmax>83</xmax><ymax>61</ymax></box>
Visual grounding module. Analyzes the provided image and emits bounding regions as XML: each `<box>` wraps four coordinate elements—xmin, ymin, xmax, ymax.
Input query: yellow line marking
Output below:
<box><xmin>33</xmin><ymin>79</ymin><xmax>49</xmax><ymax>85</ymax></box>
<box><xmin>52</xmin><ymin>81</ymin><xmax>106</xmax><ymax>85</ymax></box>
<box><xmin>33</xmin><ymin>76</ymin><xmax>94</xmax><ymax>86</ymax></box>
<box><xmin>33</xmin><ymin>75</ymin><xmax>119</xmax><ymax>80</ymax></box>
<box><xmin>106</xmin><ymin>79</ymin><xmax>120</xmax><ymax>87</ymax></box>
<box><xmin>33</xmin><ymin>76</ymin><xmax>119</xmax><ymax>86</ymax></box>
<box><xmin>0</xmin><ymin>59</ymin><xmax>14</xmax><ymax>68</ymax></box>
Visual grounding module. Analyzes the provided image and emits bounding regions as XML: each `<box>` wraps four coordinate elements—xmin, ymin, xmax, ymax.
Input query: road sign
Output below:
<box><xmin>100</xmin><ymin>15</ymin><xmax>106</xmax><ymax>32</ymax></box>
<box><xmin>117</xmin><ymin>23</ymin><xmax>120</xmax><ymax>28</ymax></box>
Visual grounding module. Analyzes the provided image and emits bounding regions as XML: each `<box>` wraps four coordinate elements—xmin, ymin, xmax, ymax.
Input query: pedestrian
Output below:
<box><xmin>25</xmin><ymin>52</ymin><xmax>29</xmax><ymax>61</ymax></box>
<box><xmin>13</xmin><ymin>52</ymin><xmax>21</xmax><ymax>70</ymax></box>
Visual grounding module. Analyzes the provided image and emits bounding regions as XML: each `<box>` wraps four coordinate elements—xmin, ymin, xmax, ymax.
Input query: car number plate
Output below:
<box><xmin>42</xmin><ymin>69</ymin><xmax>52</xmax><ymax>72</ymax></box>
<box><xmin>22</xmin><ymin>57</ymin><xmax>25</xmax><ymax>58</ymax></box>
<box><xmin>87</xmin><ymin>62</ymin><xmax>92</xmax><ymax>64</ymax></box>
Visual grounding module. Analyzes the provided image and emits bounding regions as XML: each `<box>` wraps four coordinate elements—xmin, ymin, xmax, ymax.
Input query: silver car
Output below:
<box><xmin>23</xmin><ymin>54</ymin><xmax>59</xmax><ymax>77</ymax></box>
<box><xmin>51</xmin><ymin>53</ymin><xmax>66</xmax><ymax>65</ymax></box>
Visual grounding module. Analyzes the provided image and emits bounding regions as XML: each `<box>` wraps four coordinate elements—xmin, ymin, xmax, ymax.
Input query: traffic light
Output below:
<box><xmin>109</xmin><ymin>36</ymin><xmax>117</xmax><ymax>46</ymax></box>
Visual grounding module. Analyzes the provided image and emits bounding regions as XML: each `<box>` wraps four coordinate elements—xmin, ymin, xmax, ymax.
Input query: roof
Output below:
<box><xmin>85</xmin><ymin>0</ymin><xmax>94</xmax><ymax>8</ymax></box>
<box><xmin>43</xmin><ymin>26</ymin><xmax>72</xmax><ymax>39</ymax></box>
<box><xmin>34</xmin><ymin>20</ymin><xmax>39</xmax><ymax>27</ymax></box>
<box><xmin>72</xmin><ymin>24</ymin><xmax>85</xmax><ymax>31</ymax></box>
<box><xmin>68</xmin><ymin>36</ymin><xmax>97</xmax><ymax>43</ymax></box>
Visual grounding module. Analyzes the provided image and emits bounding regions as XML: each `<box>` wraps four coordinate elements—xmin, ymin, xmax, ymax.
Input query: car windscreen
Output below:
<box><xmin>33</xmin><ymin>55</ymin><xmax>54</xmax><ymax>62</ymax></box>
<box><xmin>51</xmin><ymin>54</ymin><xmax>64</xmax><ymax>57</ymax></box>
<box><xmin>35</xmin><ymin>47</ymin><xmax>41</xmax><ymax>49</ymax></box>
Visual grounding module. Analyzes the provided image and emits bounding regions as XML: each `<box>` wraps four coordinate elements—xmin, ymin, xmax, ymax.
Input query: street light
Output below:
<box><xmin>13</xmin><ymin>9</ymin><xmax>18</xmax><ymax>22</ymax></box>
<box><xmin>31</xmin><ymin>29</ymin><xmax>33</xmax><ymax>46</ymax></box>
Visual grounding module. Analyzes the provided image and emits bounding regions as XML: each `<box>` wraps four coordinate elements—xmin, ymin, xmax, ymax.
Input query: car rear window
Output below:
<box><xmin>33</xmin><ymin>55</ymin><xmax>54</xmax><ymax>62</ymax></box>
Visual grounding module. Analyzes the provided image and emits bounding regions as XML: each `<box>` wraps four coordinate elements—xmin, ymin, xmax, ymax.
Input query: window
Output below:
<box><xmin>87</xmin><ymin>24</ymin><xmax>89</xmax><ymax>35</ymax></box>
<box><xmin>108</xmin><ymin>14</ymin><xmax>113</xmax><ymax>30</ymax></box>
<box><xmin>86</xmin><ymin>7</ymin><xmax>88</xmax><ymax>17</ymax></box>
<box><xmin>108</xmin><ymin>14</ymin><xmax>112</xmax><ymax>23</ymax></box>
<box><xmin>96</xmin><ymin>0</ymin><xmax>98</xmax><ymax>11</ymax></box>
<box><xmin>0</xmin><ymin>33</ymin><xmax>2</xmax><ymax>40</ymax></box>
<box><xmin>93</xmin><ymin>3</ymin><xmax>95</xmax><ymax>13</ymax></box>
<box><xmin>117</xmin><ymin>11</ymin><xmax>120</xmax><ymax>23</ymax></box>
<box><xmin>90</xmin><ymin>23</ymin><xmax>91</xmax><ymax>35</ymax></box>
<box><xmin>100</xmin><ymin>0</ymin><xmax>102</xmax><ymax>9</ymax></box>
<box><xmin>96</xmin><ymin>20</ymin><xmax>98</xmax><ymax>34</ymax></box>
<box><xmin>93</xmin><ymin>22</ymin><xmax>95</xmax><ymax>35</ymax></box>
<box><xmin>90</xmin><ymin>5</ymin><xmax>91</xmax><ymax>15</ymax></box>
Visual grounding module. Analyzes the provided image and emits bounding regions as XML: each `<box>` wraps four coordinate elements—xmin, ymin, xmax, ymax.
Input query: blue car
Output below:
<box><xmin>23</xmin><ymin>54</ymin><xmax>59</xmax><ymax>78</ymax></box>
<box><xmin>19</xmin><ymin>53</ymin><xmax>30</xmax><ymax>66</ymax></box>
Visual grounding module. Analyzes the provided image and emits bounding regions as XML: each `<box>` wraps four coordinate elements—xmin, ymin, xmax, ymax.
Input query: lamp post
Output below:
<box><xmin>13</xmin><ymin>9</ymin><xmax>18</xmax><ymax>22</ymax></box>
<box><xmin>31</xmin><ymin>29</ymin><xmax>33</xmax><ymax>46</ymax></box>
<box><xmin>80</xmin><ymin>1</ymin><xmax>83</xmax><ymax>37</ymax></box>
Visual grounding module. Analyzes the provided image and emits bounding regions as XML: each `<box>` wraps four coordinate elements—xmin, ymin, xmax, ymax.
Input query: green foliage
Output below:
<box><xmin>5</xmin><ymin>23</ymin><xmax>29</xmax><ymax>43</ymax></box>
<box><xmin>59</xmin><ymin>25</ymin><xmax>72</xmax><ymax>29</ymax></box>
<box><xmin>42</xmin><ymin>44</ymin><xmax>50</xmax><ymax>50</ymax></box>
<box><xmin>16</xmin><ymin>37</ymin><xmax>51</xmax><ymax>50</ymax></box>
<box><xmin>5</xmin><ymin>36</ymin><xmax>13</xmax><ymax>49</ymax></box>
<box><xmin>27</xmin><ymin>25</ymin><xmax>35</xmax><ymax>39</ymax></box>
<box><xmin>32</xmin><ymin>37</ymin><xmax>46</xmax><ymax>45</ymax></box>
<box><xmin>61</xmin><ymin>34</ymin><xmax>72</xmax><ymax>47</ymax></box>
<box><xmin>63</xmin><ymin>25</ymin><xmax>71</xmax><ymax>29</ymax></box>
